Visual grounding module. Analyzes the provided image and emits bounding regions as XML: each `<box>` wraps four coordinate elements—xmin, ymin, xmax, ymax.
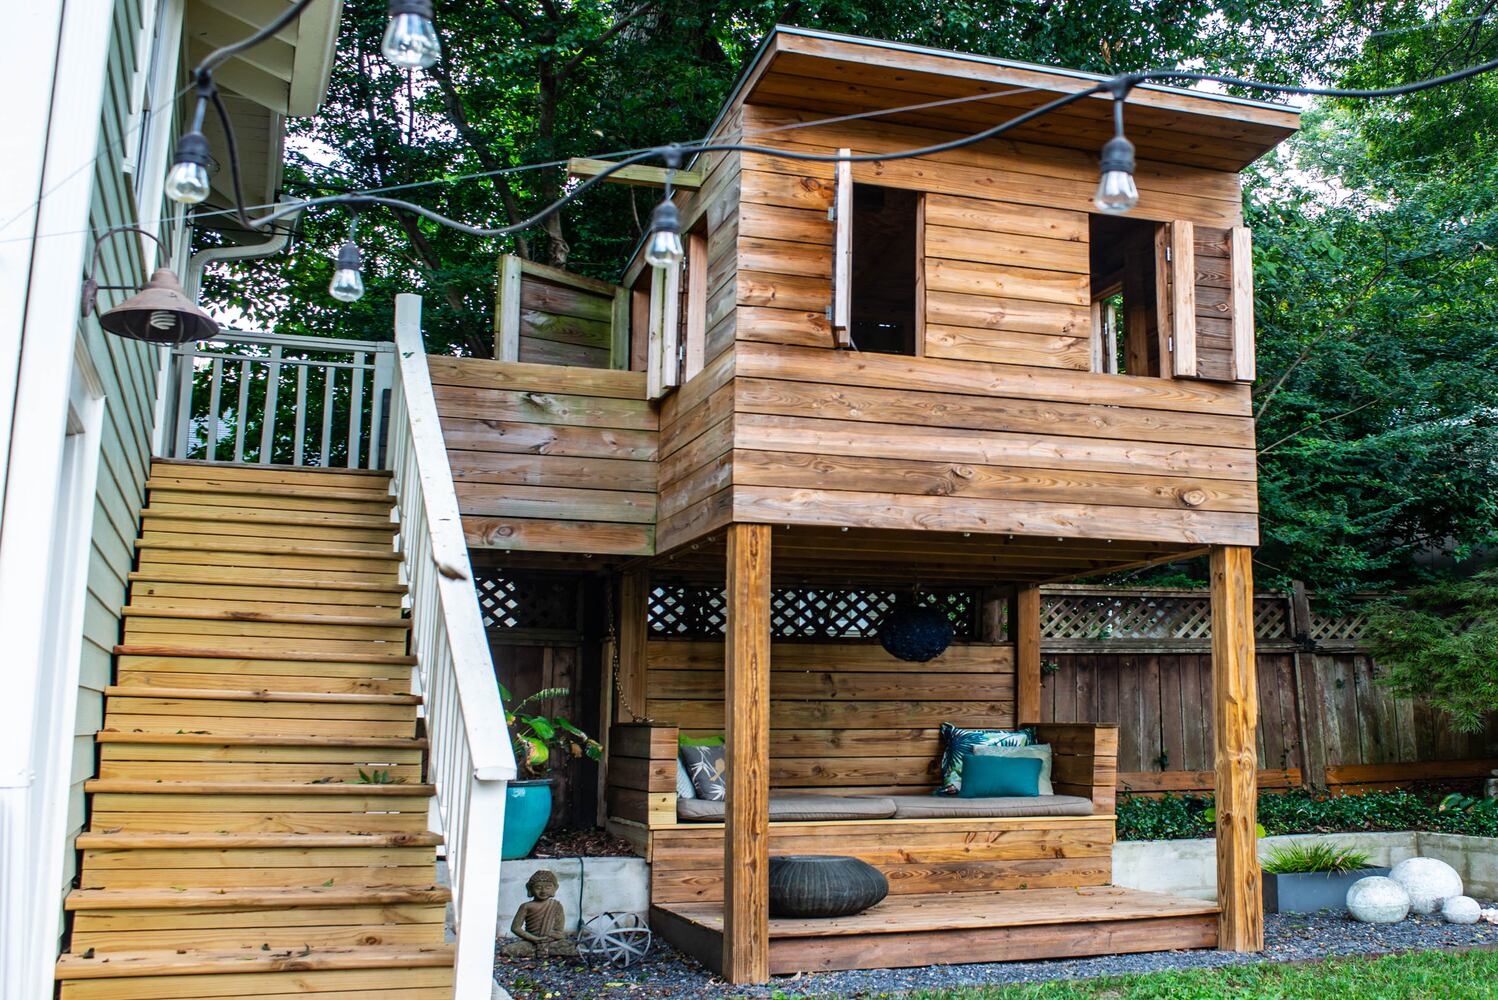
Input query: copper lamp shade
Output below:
<box><xmin>96</xmin><ymin>268</ymin><xmax>219</xmax><ymax>345</ymax></box>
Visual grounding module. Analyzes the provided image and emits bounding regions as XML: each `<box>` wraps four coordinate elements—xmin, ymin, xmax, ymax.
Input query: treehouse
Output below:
<box><xmin>433</xmin><ymin>26</ymin><xmax>1297</xmax><ymax>983</ymax></box>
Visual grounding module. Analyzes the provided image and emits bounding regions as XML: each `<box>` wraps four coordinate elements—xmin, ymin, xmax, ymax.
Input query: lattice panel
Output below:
<box><xmin>648</xmin><ymin>585</ymin><xmax>979</xmax><ymax>640</ymax></box>
<box><xmin>1253</xmin><ymin>598</ymin><xmax>1290</xmax><ymax>640</ymax></box>
<box><xmin>1307</xmin><ymin>602</ymin><xmax>1375</xmax><ymax>643</ymax></box>
<box><xmin>473</xmin><ymin>570</ymin><xmax>580</xmax><ymax>632</ymax></box>
<box><xmin>1041</xmin><ymin>593</ymin><xmax>1212</xmax><ymax>641</ymax></box>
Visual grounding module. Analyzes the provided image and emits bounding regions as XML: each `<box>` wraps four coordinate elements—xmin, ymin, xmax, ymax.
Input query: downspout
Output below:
<box><xmin>184</xmin><ymin>198</ymin><xmax>304</xmax><ymax>301</ymax></box>
<box><xmin>151</xmin><ymin>199</ymin><xmax>304</xmax><ymax>456</ymax></box>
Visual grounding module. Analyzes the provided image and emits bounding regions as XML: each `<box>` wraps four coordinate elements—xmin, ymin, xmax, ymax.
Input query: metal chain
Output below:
<box><xmin>605</xmin><ymin>576</ymin><xmax>645</xmax><ymax>723</ymax></box>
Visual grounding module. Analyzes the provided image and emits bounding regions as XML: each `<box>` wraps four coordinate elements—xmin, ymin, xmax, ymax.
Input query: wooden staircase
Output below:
<box><xmin>55</xmin><ymin>461</ymin><xmax>456</xmax><ymax>999</ymax></box>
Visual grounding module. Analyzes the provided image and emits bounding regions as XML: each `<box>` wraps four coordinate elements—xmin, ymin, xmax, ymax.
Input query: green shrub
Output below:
<box><xmin>1261</xmin><ymin>842</ymin><xmax>1372</xmax><ymax>874</ymax></box>
<box><xmin>1117</xmin><ymin>788</ymin><xmax>1498</xmax><ymax>841</ymax></box>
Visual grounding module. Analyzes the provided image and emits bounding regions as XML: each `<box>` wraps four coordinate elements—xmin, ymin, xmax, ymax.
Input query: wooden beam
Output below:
<box><xmin>1013</xmin><ymin>585</ymin><xmax>1041</xmax><ymax>725</ymax></box>
<box><xmin>494</xmin><ymin>255</ymin><xmax>523</xmax><ymax>361</ymax></box>
<box><xmin>723</xmin><ymin>523</ymin><xmax>771</xmax><ymax>984</ymax></box>
<box><xmin>610</xmin><ymin>287</ymin><xmax>631</xmax><ymax>371</ymax></box>
<box><xmin>567</xmin><ymin>157</ymin><xmax>704</xmax><ymax>190</ymax></box>
<box><xmin>1210</xmin><ymin>544</ymin><xmax>1262</xmax><ymax>952</ymax></box>
<box><xmin>617</xmin><ymin>571</ymin><xmax>649</xmax><ymax>722</ymax></box>
<box><xmin>684</xmin><ymin>232</ymin><xmax>709</xmax><ymax>380</ymax></box>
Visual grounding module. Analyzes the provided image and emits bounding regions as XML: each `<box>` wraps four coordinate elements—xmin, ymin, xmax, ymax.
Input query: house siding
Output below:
<box><xmin>58</xmin><ymin>0</ymin><xmax>181</xmax><ymax>903</ymax></box>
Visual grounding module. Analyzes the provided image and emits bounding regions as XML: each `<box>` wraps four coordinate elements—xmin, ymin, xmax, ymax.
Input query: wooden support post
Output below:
<box><xmin>723</xmin><ymin>523</ymin><xmax>771</xmax><ymax>984</ymax></box>
<box><xmin>1013</xmin><ymin>585</ymin><xmax>1042</xmax><ymax>726</ymax></box>
<box><xmin>1210</xmin><ymin>545</ymin><xmax>1262</xmax><ymax>952</ymax></box>
<box><xmin>616</xmin><ymin>571</ymin><xmax>648</xmax><ymax>722</ymax></box>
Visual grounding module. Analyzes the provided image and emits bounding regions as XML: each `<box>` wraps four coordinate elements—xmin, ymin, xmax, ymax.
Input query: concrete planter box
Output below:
<box><xmin>1262</xmin><ymin>867</ymin><xmax>1389</xmax><ymax>914</ymax></box>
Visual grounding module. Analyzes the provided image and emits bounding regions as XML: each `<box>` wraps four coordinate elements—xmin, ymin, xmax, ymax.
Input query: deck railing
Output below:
<box><xmin>165</xmin><ymin>330</ymin><xmax>394</xmax><ymax>468</ymax></box>
<box><xmin>389</xmin><ymin>294</ymin><xmax>515</xmax><ymax>998</ymax></box>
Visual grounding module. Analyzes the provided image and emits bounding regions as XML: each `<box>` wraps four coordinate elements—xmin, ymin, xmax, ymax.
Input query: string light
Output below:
<box><xmin>382</xmin><ymin>0</ymin><xmax>441</xmax><ymax>70</ymax></box>
<box><xmin>1094</xmin><ymin>90</ymin><xmax>1139</xmax><ymax>214</ymax></box>
<box><xmin>328</xmin><ymin>216</ymin><xmax>365</xmax><ymax>303</ymax></box>
<box><xmin>644</xmin><ymin>146</ymin><xmax>685</xmax><ymax>271</ymax></box>
<box><xmin>155</xmin><ymin>0</ymin><xmax>1498</xmax><ymax>306</ymax></box>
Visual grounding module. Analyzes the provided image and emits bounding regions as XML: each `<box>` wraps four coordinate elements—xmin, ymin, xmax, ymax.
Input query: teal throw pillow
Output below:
<box><xmin>972</xmin><ymin>743</ymin><xmax>1054</xmax><ymax>795</ymax></box>
<box><xmin>958</xmin><ymin>754</ymin><xmax>1043</xmax><ymax>798</ymax></box>
<box><xmin>937</xmin><ymin>724</ymin><xmax>1033</xmax><ymax>794</ymax></box>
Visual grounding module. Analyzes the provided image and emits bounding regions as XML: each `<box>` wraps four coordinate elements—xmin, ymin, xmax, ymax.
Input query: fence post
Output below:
<box><xmin>1286</xmin><ymin>582</ymin><xmax>1327</xmax><ymax>789</ymax></box>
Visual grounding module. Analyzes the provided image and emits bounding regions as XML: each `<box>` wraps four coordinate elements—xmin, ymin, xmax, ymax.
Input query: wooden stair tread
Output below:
<box><xmin>96</xmin><ymin>732</ymin><xmax>426</xmax><ymax>749</ymax></box>
<box><xmin>65</xmin><ymin>884</ymin><xmax>451</xmax><ymax>911</ymax></box>
<box><xmin>139</xmin><ymin>508</ymin><xmax>398</xmax><ymax>530</ymax></box>
<box><xmin>121</xmin><ymin>607</ymin><xmax>410</xmax><ymax>628</ymax></box>
<box><xmin>76</xmin><ymin>832</ymin><xmax>442</xmax><ymax>849</ymax></box>
<box><xmin>84</xmin><ymin>780</ymin><xmax>436</xmax><ymax>796</ymax></box>
<box><xmin>113</xmin><ymin>644</ymin><xmax>417</xmax><ymax>664</ymax></box>
<box><xmin>128</xmin><ymin>571</ymin><xmax>407</xmax><ymax>593</ymax></box>
<box><xmin>103</xmin><ymin>686</ymin><xmax>421</xmax><ymax>705</ymax></box>
<box><xmin>55</xmin><ymin>945</ymin><xmax>452</xmax><ymax>979</ymax></box>
<box><xmin>152</xmin><ymin>459</ymin><xmax>392</xmax><ymax>479</ymax></box>
<box><xmin>135</xmin><ymin>539</ymin><xmax>401</xmax><ymax>561</ymax></box>
<box><xmin>144</xmin><ymin>478</ymin><xmax>395</xmax><ymax>503</ymax></box>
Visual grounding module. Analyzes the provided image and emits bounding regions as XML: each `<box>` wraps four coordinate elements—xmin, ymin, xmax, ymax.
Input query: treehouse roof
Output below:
<box><xmin>716</xmin><ymin>26</ymin><xmax>1301</xmax><ymax>171</ymax></box>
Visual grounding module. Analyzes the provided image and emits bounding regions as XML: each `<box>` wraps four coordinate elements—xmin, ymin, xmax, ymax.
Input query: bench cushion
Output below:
<box><xmin>676</xmin><ymin>794</ymin><xmax>898</xmax><ymax>823</ymax></box>
<box><xmin>885</xmin><ymin>794</ymin><xmax>1094</xmax><ymax>819</ymax></box>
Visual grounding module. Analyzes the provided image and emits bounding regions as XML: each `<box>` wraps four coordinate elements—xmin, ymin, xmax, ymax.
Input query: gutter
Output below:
<box><xmin>184</xmin><ymin>199</ymin><xmax>305</xmax><ymax>302</ymax></box>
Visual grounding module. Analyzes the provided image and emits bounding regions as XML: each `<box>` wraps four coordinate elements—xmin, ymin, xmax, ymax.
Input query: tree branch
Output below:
<box><xmin>1257</xmin><ymin>398</ymin><xmax>1381</xmax><ymax>457</ymax></box>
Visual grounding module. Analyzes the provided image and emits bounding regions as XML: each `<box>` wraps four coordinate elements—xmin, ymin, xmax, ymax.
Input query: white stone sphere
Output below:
<box><xmin>1347</xmin><ymin>876</ymin><xmax>1411</xmax><ymax>923</ymax></box>
<box><xmin>1443</xmin><ymin>896</ymin><xmax>1481</xmax><ymax>925</ymax></box>
<box><xmin>1389</xmin><ymin>857</ymin><xmax>1464</xmax><ymax>915</ymax></box>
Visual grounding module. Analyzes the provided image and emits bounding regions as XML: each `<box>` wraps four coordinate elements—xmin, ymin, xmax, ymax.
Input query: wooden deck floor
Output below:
<box><xmin>652</xmin><ymin>886</ymin><xmax>1220</xmax><ymax>976</ymax></box>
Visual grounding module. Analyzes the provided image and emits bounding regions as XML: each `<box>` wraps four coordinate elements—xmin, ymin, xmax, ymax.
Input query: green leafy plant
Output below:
<box><xmin>501</xmin><ymin>684</ymin><xmax>601</xmax><ymax>779</ymax></box>
<box><xmin>355</xmin><ymin>768</ymin><xmax>401</xmax><ymax>785</ymax></box>
<box><xmin>1120</xmin><ymin>789</ymin><xmax>1498</xmax><ymax>842</ymax></box>
<box><xmin>1261</xmin><ymin>842</ymin><xmax>1372</xmax><ymax>874</ymax></box>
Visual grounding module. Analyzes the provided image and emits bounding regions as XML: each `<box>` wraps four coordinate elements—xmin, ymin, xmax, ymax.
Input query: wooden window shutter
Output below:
<box><xmin>831</xmin><ymin>148</ymin><xmax>852</xmax><ymax>348</ymax></box>
<box><xmin>646</xmin><ymin>258</ymin><xmax>682</xmax><ymax>400</ymax></box>
<box><xmin>1164</xmin><ymin>222</ymin><xmax>1255</xmax><ymax>382</ymax></box>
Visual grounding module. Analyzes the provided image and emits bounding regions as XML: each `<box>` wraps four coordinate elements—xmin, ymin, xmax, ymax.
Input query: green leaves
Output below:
<box><xmin>501</xmin><ymin>685</ymin><xmax>602</xmax><ymax>777</ymax></box>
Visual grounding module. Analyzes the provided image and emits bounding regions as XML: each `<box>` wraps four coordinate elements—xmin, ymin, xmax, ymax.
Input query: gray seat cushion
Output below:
<box><xmin>886</xmin><ymin>794</ymin><xmax>1094</xmax><ymax>819</ymax></box>
<box><xmin>676</xmin><ymin>793</ymin><xmax>898</xmax><ymax>823</ymax></box>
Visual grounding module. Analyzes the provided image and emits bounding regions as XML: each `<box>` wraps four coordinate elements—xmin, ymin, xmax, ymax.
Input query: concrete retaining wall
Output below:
<box><xmin>498</xmin><ymin>857</ymin><xmax>650</xmax><ymax>938</ymax></box>
<box><xmin>1115</xmin><ymin>832</ymin><xmax>1498</xmax><ymax>900</ymax></box>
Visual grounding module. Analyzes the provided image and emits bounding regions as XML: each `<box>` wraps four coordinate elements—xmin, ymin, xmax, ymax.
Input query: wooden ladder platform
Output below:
<box><xmin>57</xmin><ymin>461</ymin><xmax>456</xmax><ymax>999</ymax></box>
<box><xmin>652</xmin><ymin>886</ymin><xmax>1220</xmax><ymax>976</ymax></box>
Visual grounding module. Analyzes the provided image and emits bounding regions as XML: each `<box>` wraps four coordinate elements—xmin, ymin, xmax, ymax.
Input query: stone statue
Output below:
<box><xmin>500</xmin><ymin>869</ymin><xmax>577</xmax><ymax>958</ymax></box>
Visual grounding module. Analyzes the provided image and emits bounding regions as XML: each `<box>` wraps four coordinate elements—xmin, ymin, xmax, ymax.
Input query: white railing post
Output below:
<box><xmin>389</xmin><ymin>294</ymin><xmax>515</xmax><ymax>1000</ymax></box>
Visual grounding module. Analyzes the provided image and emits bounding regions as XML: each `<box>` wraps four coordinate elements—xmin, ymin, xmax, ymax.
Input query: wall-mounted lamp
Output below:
<box><xmin>81</xmin><ymin>227</ymin><xmax>219</xmax><ymax>344</ymax></box>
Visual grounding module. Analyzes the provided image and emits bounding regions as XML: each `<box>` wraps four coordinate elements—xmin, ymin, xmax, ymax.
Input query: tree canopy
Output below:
<box><xmin>203</xmin><ymin>0</ymin><xmax>1498</xmax><ymax>593</ymax></box>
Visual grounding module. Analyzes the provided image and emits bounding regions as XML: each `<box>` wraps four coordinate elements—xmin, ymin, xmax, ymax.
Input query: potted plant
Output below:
<box><xmin>501</xmin><ymin>685</ymin><xmax>601</xmax><ymax>860</ymax></box>
<box><xmin>1261</xmin><ymin>842</ymin><xmax>1389</xmax><ymax>914</ymax></box>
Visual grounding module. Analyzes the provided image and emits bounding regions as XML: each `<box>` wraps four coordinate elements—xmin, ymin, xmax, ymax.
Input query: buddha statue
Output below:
<box><xmin>500</xmin><ymin>869</ymin><xmax>578</xmax><ymax>958</ymax></box>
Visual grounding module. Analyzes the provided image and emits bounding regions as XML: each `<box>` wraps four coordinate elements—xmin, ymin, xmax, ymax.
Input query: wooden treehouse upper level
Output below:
<box><xmin>435</xmin><ymin>28</ymin><xmax>1298</xmax><ymax>582</ymax></box>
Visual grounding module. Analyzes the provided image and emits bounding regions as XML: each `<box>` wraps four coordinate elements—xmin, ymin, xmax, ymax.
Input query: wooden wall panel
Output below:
<box><xmin>646</xmin><ymin>639</ymin><xmax>1016</xmax><ymax>792</ymax></box>
<box><xmin>429</xmin><ymin>358</ymin><xmax>657</xmax><ymax>555</ymax></box>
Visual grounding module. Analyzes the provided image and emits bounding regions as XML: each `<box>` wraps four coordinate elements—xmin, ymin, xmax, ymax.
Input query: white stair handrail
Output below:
<box><xmin>390</xmin><ymin>293</ymin><xmax>515</xmax><ymax>999</ymax></box>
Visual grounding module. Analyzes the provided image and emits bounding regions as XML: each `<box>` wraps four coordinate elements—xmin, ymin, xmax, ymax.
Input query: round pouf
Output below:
<box><xmin>1390</xmin><ymin>857</ymin><xmax>1464</xmax><ymax>915</ymax></box>
<box><xmin>768</xmin><ymin>855</ymin><xmax>889</xmax><ymax>918</ymax></box>
<box><xmin>1443</xmin><ymin>896</ymin><xmax>1482</xmax><ymax>925</ymax></box>
<box><xmin>1347</xmin><ymin>876</ymin><xmax>1411</xmax><ymax>923</ymax></box>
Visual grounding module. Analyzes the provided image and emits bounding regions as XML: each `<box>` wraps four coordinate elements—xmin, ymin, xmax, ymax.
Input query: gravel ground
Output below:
<box><xmin>496</xmin><ymin>907</ymin><xmax>1498</xmax><ymax>999</ymax></box>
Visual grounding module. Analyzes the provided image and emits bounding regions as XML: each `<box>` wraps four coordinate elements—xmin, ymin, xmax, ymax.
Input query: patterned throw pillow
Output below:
<box><xmin>680</xmin><ymin>744</ymin><xmax>727</xmax><ymax>801</ymax></box>
<box><xmin>937</xmin><ymin>723</ymin><xmax>1033</xmax><ymax>795</ymax></box>
<box><xmin>675</xmin><ymin>757</ymin><xmax>697</xmax><ymax>800</ymax></box>
<box><xmin>972</xmin><ymin>743</ymin><xmax>1054</xmax><ymax>796</ymax></box>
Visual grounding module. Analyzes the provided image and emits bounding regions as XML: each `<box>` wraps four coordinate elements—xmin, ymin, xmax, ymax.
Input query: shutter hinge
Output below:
<box><xmin>825</xmin><ymin>305</ymin><xmax>834</xmax><ymax>322</ymax></box>
<box><xmin>1165</xmin><ymin>245</ymin><xmax>1172</xmax><ymax>262</ymax></box>
<box><xmin>1167</xmin><ymin>336</ymin><xmax>1174</xmax><ymax>352</ymax></box>
<box><xmin>827</xmin><ymin>205</ymin><xmax>837</xmax><ymax>222</ymax></box>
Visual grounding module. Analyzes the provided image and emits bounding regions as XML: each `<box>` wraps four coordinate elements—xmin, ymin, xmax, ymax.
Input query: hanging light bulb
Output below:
<box><xmin>1094</xmin><ymin>94</ymin><xmax>1138</xmax><ymax>215</ymax></box>
<box><xmin>165</xmin><ymin>130</ymin><xmax>213</xmax><ymax>205</ymax></box>
<box><xmin>644</xmin><ymin>198</ymin><xmax>683</xmax><ymax>270</ymax></box>
<box><xmin>329</xmin><ymin>239</ymin><xmax>365</xmax><ymax>303</ymax></box>
<box><xmin>1094</xmin><ymin>135</ymin><xmax>1139</xmax><ymax>214</ymax></box>
<box><xmin>382</xmin><ymin>0</ymin><xmax>441</xmax><ymax>70</ymax></box>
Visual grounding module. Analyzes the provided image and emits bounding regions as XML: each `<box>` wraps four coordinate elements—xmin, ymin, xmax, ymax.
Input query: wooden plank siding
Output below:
<box><xmin>429</xmin><ymin>357</ymin><xmax>659</xmax><ymax>555</ymax></box>
<box><xmin>647</xmin><ymin>639</ymin><xmax>1015</xmax><ymax>793</ymax></box>
<box><xmin>494</xmin><ymin>256</ymin><xmax>626</xmax><ymax>369</ymax></box>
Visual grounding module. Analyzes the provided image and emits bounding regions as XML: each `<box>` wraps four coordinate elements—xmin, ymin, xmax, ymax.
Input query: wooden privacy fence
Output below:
<box><xmin>1038</xmin><ymin>586</ymin><xmax>1498</xmax><ymax>795</ymax></box>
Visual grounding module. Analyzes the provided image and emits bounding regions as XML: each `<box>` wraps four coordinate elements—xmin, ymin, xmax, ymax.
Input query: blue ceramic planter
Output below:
<box><xmin>501</xmin><ymin>779</ymin><xmax>553</xmax><ymax>860</ymax></box>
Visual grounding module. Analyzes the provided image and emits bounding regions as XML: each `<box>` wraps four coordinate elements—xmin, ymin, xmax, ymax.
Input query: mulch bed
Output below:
<box><xmin>527</xmin><ymin>827</ymin><xmax>637</xmax><ymax>859</ymax></box>
<box><xmin>496</xmin><ymin>906</ymin><xmax>1498</xmax><ymax>999</ymax></box>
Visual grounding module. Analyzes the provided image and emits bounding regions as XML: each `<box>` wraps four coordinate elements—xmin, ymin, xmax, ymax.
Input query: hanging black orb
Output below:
<box><xmin>878</xmin><ymin>602</ymin><xmax>953</xmax><ymax>662</ymax></box>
